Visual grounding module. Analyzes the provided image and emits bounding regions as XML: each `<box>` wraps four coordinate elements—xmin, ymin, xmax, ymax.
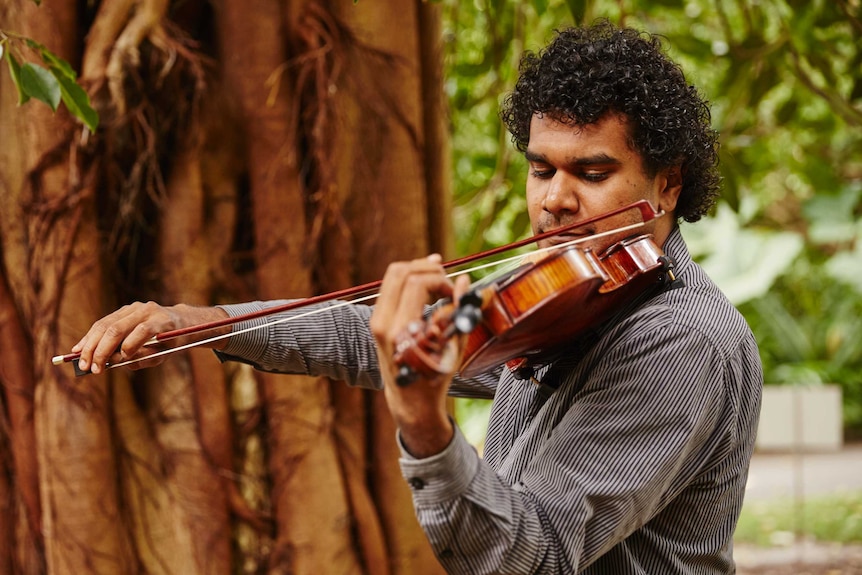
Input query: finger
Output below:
<box><xmin>371</xmin><ymin>259</ymin><xmax>452</xmax><ymax>350</ymax></box>
<box><xmin>390</xmin><ymin>270</ymin><xmax>453</xmax><ymax>332</ymax></box>
<box><xmin>74</xmin><ymin>304</ymin><xmax>140</xmax><ymax>372</ymax></box>
<box><xmin>118</xmin><ymin>311</ymin><xmax>171</xmax><ymax>359</ymax></box>
<box><xmin>375</xmin><ymin>254</ymin><xmax>444</xmax><ymax>308</ymax></box>
<box><xmin>453</xmin><ymin>274</ymin><xmax>472</xmax><ymax>302</ymax></box>
<box><xmin>372</xmin><ymin>255</ymin><xmax>448</xmax><ymax>346</ymax></box>
<box><xmin>85</xmin><ymin>303</ymin><xmax>164</xmax><ymax>374</ymax></box>
<box><xmin>89</xmin><ymin>321</ymin><xmax>138</xmax><ymax>375</ymax></box>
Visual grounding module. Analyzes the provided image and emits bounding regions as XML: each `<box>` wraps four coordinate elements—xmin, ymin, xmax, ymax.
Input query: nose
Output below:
<box><xmin>541</xmin><ymin>173</ymin><xmax>580</xmax><ymax>219</ymax></box>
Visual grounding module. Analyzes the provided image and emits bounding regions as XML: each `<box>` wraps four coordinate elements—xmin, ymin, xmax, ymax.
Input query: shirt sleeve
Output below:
<box><xmin>213</xmin><ymin>300</ymin><xmax>500</xmax><ymax>397</ymax></box>
<box><xmin>397</xmin><ymin>319</ymin><xmax>740</xmax><ymax>574</ymax></box>
<box><xmin>214</xmin><ymin>300</ymin><xmax>385</xmax><ymax>390</ymax></box>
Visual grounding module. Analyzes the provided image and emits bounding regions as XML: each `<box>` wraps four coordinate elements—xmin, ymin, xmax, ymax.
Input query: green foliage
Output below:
<box><xmin>0</xmin><ymin>31</ymin><xmax>99</xmax><ymax>131</ymax></box>
<box><xmin>682</xmin><ymin>203</ymin><xmax>805</xmax><ymax>305</ymax></box>
<box><xmin>735</xmin><ymin>491</ymin><xmax>862</xmax><ymax>546</ymax></box>
<box><xmin>454</xmin><ymin>398</ymin><xmax>493</xmax><ymax>451</ymax></box>
<box><xmin>565</xmin><ymin>0</ymin><xmax>589</xmax><ymax>24</ymax></box>
<box><xmin>443</xmin><ymin>0</ymin><xmax>862</xmax><ymax>437</ymax></box>
<box><xmin>737</xmin><ymin>253</ymin><xmax>862</xmax><ymax>433</ymax></box>
<box><xmin>442</xmin><ymin>0</ymin><xmax>578</xmax><ymax>255</ymax></box>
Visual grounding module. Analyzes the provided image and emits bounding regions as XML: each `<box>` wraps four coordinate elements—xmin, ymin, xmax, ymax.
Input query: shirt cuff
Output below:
<box><xmin>398</xmin><ymin>424</ymin><xmax>481</xmax><ymax>507</ymax></box>
<box><xmin>215</xmin><ymin>302</ymin><xmax>273</xmax><ymax>360</ymax></box>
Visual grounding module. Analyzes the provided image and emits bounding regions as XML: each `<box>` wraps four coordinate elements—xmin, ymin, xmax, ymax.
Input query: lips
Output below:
<box><xmin>533</xmin><ymin>229</ymin><xmax>595</xmax><ymax>253</ymax></box>
<box><xmin>539</xmin><ymin>226</ymin><xmax>593</xmax><ymax>245</ymax></box>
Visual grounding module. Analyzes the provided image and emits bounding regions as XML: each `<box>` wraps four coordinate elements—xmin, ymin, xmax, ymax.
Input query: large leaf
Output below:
<box><xmin>751</xmin><ymin>295</ymin><xmax>813</xmax><ymax>364</ymax></box>
<box><xmin>41</xmin><ymin>49</ymin><xmax>78</xmax><ymax>80</ymax></box>
<box><xmin>21</xmin><ymin>62</ymin><xmax>59</xmax><ymax>110</ymax></box>
<box><xmin>7</xmin><ymin>39</ymin><xmax>99</xmax><ymax>129</ymax></box>
<box><xmin>803</xmin><ymin>185</ymin><xmax>862</xmax><ymax>245</ymax></box>
<box><xmin>681</xmin><ymin>204</ymin><xmax>804</xmax><ymax>306</ymax></box>
<box><xmin>826</xmin><ymin>221</ymin><xmax>862</xmax><ymax>294</ymax></box>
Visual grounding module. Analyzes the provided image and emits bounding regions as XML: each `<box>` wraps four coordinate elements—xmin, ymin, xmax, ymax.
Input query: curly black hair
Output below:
<box><xmin>500</xmin><ymin>21</ymin><xmax>720</xmax><ymax>223</ymax></box>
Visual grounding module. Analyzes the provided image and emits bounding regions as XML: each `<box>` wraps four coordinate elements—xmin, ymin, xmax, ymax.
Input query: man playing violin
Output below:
<box><xmin>71</xmin><ymin>21</ymin><xmax>762</xmax><ymax>575</ymax></box>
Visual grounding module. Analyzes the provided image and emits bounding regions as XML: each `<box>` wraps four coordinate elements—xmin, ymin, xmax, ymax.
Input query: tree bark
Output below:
<box><xmin>330</xmin><ymin>4</ymin><xmax>444</xmax><ymax>574</ymax></box>
<box><xmin>218</xmin><ymin>0</ymin><xmax>363</xmax><ymax>572</ymax></box>
<box><xmin>1</xmin><ymin>1</ymin><xmax>451</xmax><ymax>572</ymax></box>
<box><xmin>0</xmin><ymin>258</ymin><xmax>42</xmax><ymax>562</ymax></box>
<box><xmin>4</xmin><ymin>1</ymin><xmax>136</xmax><ymax>573</ymax></box>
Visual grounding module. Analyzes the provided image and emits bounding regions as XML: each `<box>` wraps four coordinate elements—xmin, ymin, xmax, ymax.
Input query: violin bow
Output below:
<box><xmin>53</xmin><ymin>200</ymin><xmax>664</xmax><ymax>371</ymax></box>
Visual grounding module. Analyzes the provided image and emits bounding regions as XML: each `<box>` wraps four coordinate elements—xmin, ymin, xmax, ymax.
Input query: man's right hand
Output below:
<box><xmin>72</xmin><ymin>302</ymin><xmax>230</xmax><ymax>374</ymax></box>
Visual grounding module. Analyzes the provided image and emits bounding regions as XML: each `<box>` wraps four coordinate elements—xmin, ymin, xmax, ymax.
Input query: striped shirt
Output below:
<box><xmin>217</xmin><ymin>227</ymin><xmax>763</xmax><ymax>574</ymax></box>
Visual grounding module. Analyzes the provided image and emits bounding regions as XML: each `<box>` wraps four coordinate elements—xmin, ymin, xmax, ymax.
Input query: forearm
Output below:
<box><xmin>170</xmin><ymin>303</ymin><xmax>233</xmax><ymax>350</ymax></box>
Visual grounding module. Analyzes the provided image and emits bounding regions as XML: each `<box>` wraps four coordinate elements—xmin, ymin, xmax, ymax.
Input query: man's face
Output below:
<box><xmin>525</xmin><ymin>113</ymin><xmax>680</xmax><ymax>253</ymax></box>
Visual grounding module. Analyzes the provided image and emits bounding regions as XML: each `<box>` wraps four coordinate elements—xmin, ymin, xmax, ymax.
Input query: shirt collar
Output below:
<box><xmin>661</xmin><ymin>226</ymin><xmax>692</xmax><ymax>277</ymax></box>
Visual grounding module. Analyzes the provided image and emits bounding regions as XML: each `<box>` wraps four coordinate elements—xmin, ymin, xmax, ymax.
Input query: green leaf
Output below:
<box><xmin>565</xmin><ymin>0</ymin><xmax>587</xmax><ymax>25</ymax></box>
<box><xmin>21</xmin><ymin>62</ymin><xmax>60</xmax><ymax>111</ymax></box>
<box><xmin>23</xmin><ymin>38</ymin><xmax>77</xmax><ymax>79</ymax></box>
<box><xmin>774</xmin><ymin>97</ymin><xmax>798</xmax><ymax>126</ymax></box>
<box><xmin>24</xmin><ymin>38</ymin><xmax>45</xmax><ymax>51</ymax></box>
<box><xmin>749</xmin><ymin>63</ymin><xmax>779</xmax><ymax>107</ymax></box>
<box><xmin>50</xmin><ymin>66</ymin><xmax>99</xmax><ymax>131</ymax></box>
<box><xmin>41</xmin><ymin>50</ymin><xmax>77</xmax><ymax>80</ymax></box>
<box><xmin>6</xmin><ymin>52</ymin><xmax>31</xmax><ymax>105</ymax></box>
<box><xmin>682</xmin><ymin>204</ymin><xmax>804</xmax><ymax>306</ymax></box>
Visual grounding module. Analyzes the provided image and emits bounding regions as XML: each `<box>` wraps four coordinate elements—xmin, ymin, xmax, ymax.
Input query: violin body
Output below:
<box><xmin>394</xmin><ymin>234</ymin><xmax>669</xmax><ymax>381</ymax></box>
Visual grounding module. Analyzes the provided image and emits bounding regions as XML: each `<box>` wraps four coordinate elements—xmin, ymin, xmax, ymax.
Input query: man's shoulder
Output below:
<box><xmin>629</xmin><ymin>259</ymin><xmax>754</xmax><ymax>357</ymax></box>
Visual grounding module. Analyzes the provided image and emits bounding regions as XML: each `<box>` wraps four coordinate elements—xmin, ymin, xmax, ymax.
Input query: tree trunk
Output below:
<box><xmin>0</xmin><ymin>1</ymin><xmax>450</xmax><ymax>573</ymax></box>
<box><xmin>2</xmin><ymin>1</ymin><xmax>136</xmax><ymax>573</ymax></box>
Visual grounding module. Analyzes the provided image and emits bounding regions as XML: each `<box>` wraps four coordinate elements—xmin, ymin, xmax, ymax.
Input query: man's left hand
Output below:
<box><xmin>370</xmin><ymin>254</ymin><xmax>470</xmax><ymax>458</ymax></box>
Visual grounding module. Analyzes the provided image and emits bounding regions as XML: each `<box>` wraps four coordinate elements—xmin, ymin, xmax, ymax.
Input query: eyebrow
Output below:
<box><xmin>524</xmin><ymin>150</ymin><xmax>621</xmax><ymax>167</ymax></box>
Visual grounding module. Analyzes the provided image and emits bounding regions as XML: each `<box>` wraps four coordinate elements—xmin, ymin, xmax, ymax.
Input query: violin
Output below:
<box><xmin>52</xmin><ymin>200</ymin><xmax>671</xmax><ymax>377</ymax></box>
<box><xmin>392</xmin><ymin>232</ymin><xmax>675</xmax><ymax>384</ymax></box>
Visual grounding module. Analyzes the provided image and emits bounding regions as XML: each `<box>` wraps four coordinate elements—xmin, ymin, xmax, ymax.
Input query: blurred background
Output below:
<box><xmin>445</xmin><ymin>2</ymin><xmax>861</xmax><ymax>573</ymax></box>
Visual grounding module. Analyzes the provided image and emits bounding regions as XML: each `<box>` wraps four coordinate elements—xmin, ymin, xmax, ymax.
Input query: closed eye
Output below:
<box><xmin>525</xmin><ymin>150</ymin><xmax>619</xmax><ymax>184</ymax></box>
<box><xmin>530</xmin><ymin>167</ymin><xmax>555</xmax><ymax>179</ymax></box>
<box><xmin>582</xmin><ymin>171</ymin><xmax>609</xmax><ymax>182</ymax></box>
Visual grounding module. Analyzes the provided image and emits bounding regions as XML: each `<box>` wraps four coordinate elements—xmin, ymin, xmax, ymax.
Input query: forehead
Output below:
<box><xmin>526</xmin><ymin>112</ymin><xmax>638</xmax><ymax>159</ymax></box>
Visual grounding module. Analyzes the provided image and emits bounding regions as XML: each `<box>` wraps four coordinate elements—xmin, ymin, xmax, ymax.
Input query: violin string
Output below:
<box><xmin>463</xmin><ymin>219</ymin><xmax>650</xmax><ymax>286</ymax></box>
<box><xmin>73</xmin><ymin>218</ymin><xmax>656</xmax><ymax>372</ymax></box>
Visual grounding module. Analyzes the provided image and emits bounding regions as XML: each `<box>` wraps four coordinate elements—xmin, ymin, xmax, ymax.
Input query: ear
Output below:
<box><xmin>657</xmin><ymin>165</ymin><xmax>683</xmax><ymax>214</ymax></box>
